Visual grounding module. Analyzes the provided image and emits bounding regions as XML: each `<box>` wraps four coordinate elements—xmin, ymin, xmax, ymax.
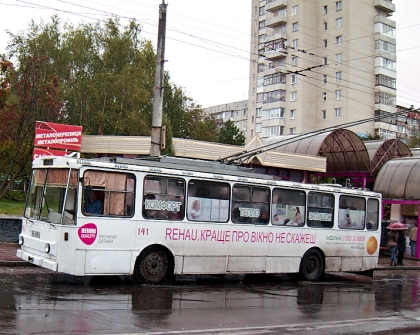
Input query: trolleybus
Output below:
<box><xmin>17</xmin><ymin>155</ymin><xmax>381</xmax><ymax>283</ymax></box>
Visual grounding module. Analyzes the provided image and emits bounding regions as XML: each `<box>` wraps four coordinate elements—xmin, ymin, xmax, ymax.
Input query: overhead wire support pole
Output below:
<box><xmin>150</xmin><ymin>1</ymin><xmax>168</xmax><ymax>157</ymax></box>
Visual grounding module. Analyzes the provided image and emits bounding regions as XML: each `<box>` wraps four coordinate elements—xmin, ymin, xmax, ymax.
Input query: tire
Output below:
<box><xmin>299</xmin><ymin>249</ymin><xmax>324</xmax><ymax>282</ymax></box>
<box><xmin>134</xmin><ymin>246</ymin><xmax>170</xmax><ymax>284</ymax></box>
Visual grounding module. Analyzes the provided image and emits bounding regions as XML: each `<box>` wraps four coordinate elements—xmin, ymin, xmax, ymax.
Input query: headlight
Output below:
<box><xmin>19</xmin><ymin>236</ymin><xmax>24</xmax><ymax>245</ymax></box>
<box><xmin>44</xmin><ymin>243</ymin><xmax>51</xmax><ymax>253</ymax></box>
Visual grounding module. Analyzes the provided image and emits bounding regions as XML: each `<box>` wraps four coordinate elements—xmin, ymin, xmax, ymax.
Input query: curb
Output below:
<box><xmin>374</xmin><ymin>265</ymin><xmax>420</xmax><ymax>271</ymax></box>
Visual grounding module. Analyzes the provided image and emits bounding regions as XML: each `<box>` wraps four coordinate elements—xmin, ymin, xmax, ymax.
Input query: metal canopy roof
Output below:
<box><xmin>365</xmin><ymin>139</ymin><xmax>412</xmax><ymax>176</ymax></box>
<box><xmin>374</xmin><ymin>157</ymin><xmax>420</xmax><ymax>199</ymax></box>
<box><xmin>264</xmin><ymin>129</ymin><xmax>371</xmax><ymax>173</ymax></box>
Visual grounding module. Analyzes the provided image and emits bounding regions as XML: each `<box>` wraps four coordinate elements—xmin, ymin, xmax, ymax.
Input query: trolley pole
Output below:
<box><xmin>150</xmin><ymin>1</ymin><xmax>168</xmax><ymax>157</ymax></box>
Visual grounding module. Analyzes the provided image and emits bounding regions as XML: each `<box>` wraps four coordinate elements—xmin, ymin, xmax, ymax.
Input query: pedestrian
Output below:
<box><xmin>396</xmin><ymin>230</ymin><xmax>406</xmax><ymax>266</ymax></box>
<box><xmin>386</xmin><ymin>229</ymin><xmax>397</xmax><ymax>266</ymax></box>
<box><xmin>409</xmin><ymin>224</ymin><xmax>417</xmax><ymax>257</ymax></box>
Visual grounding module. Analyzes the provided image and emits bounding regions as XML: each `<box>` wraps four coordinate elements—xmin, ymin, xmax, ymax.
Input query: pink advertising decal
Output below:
<box><xmin>78</xmin><ymin>223</ymin><xmax>97</xmax><ymax>245</ymax></box>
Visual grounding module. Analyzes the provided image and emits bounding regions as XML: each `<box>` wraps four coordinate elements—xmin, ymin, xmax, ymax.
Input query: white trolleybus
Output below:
<box><xmin>17</xmin><ymin>155</ymin><xmax>381</xmax><ymax>283</ymax></box>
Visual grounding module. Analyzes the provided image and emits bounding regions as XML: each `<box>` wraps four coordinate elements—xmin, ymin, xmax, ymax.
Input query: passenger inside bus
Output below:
<box><xmin>84</xmin><ymin>190</ymin><xmax>103</xmax><ymax>215</ymax></box>
<box><xmin>257</xmin><ymin>207</ymin><xmax>269</xmax><ymax>224</ymax></box>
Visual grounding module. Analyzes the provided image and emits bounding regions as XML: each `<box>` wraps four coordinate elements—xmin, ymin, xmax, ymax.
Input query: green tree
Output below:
<box><xmin>408</xmin><ymin>131</ymin><xmax>420</xmax><ymax>148</ymax></box>
<box><xmin>218</xmin><ymin>119</ymin><xmax>246</xmax><ymax>145</ymax></box>
<box><xmin>0</xmin><ymin>56</ymin><xmax>63</xmax><ymax>198</ymax></box>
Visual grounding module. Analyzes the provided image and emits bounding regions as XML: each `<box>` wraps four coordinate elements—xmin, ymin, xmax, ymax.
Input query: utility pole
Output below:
<box><xmin>150</xmin><ymin>1</ymin><xmax>167</xmax><ymax>157</ymax></box>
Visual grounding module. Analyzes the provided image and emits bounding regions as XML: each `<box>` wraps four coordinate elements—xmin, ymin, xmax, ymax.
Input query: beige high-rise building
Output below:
<box><xmin>247</xmin><ymin>0</ymin><xmax>396</xmax><ymax>141</ymax></box>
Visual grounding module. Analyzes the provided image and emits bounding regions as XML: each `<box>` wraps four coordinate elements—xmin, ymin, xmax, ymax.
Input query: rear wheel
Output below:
<box><xmin>134</xmin><ymin>246</ymin><xmax>170</xmax><ymax>284</ymax></box>
<box><xmin>299</xmin><ymin>249</ymin><xmax>324</xmax><ymax>282</ymax></box>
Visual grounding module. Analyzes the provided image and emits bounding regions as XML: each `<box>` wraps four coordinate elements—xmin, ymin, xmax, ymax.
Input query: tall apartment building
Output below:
<box><xmin>247</xmin><ymin>0</ymin><xmax>397</xmax><ymax>141</ymax></box>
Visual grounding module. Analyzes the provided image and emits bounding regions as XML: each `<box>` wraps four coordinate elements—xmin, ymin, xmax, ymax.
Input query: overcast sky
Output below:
<box><xmin>0</xmin><ymin>0</ymin><xmax>419</xmax><ymax>109</ymax></box>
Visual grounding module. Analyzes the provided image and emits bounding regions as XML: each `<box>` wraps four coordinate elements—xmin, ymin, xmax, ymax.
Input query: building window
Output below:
<box><xmin>290</xmin><ymin>109</ymin><xmax>297</xmax><ymax>119</ymax></box>
<box><xmin>322</xmin><ymin>110</ymin><xmax>326</xmax><ymax>119</ymax></box>
<box><xmin>323</xmin><ymin>5</ymin><xmax>328</xmax><ymax>15</ymax></box>
<box><xmin>335</xmin><ymin>108</ymin><xmax>341</xmax><ymax>118</ymax></box>
<box><xmin>323</xmin><ymin>22</ymin><xmax>328</xmax><ymax>31</ymax></box>
<box><xmin>264</xmin><ymin>72</ymin><xmax>286</xmax><ymax>86</ymax></box>
<box><xmin>336</xmin><ymin>90</ymin><xmax>342</xmax><ymax>100</ymax></box>
<box><xmin>375</xmin><ymin>92</ymin><xmax>396</xmax><ymax>106</ymax></box>
<box><xmin>375</xmin><ymin>22</ymin><xmax>396</xmax><ymax>38</ymax></box>
<box><xmin>336</xmin><ymin>71</ymin><xmax>342</xmax><ymax>81</ymax></box>
<box><xmin>292</xmin><ymin>56</ymin><xmax>298</xmax><ymax>66</ymax></box>
<box><xmin>258</xmin><ymin>77</ymin><xmax>264</xmax><ymax>87</ymax></box>
<box><xmin>290</xmin><ymin>127</ymin><xmax>296</xmax><ymax>135</ymax></box>
<box><xmin>380</xmin><ymin>57</ymin><xmax>396</xmax><ymax>70</ymax></box>
<box><xmin>258</xmin><ymin>63</ymin><xmax>265</xmax><ymax>73</ymax></box>
<box><xmin>336</xmin><ymin>18</ymin><xmax>342</xmax><ymax>28</ymax></box>
<box><xmin>375</xmin><ymin>40</ymin><xmax>396</xmax><ymax>54</ymax></box>
<box><xmin>336</xmin><ymin>36</ymin><xmax>342</xmax><ymax>45</ymax></box>
<box><xmin>263</xmin><ymin>89</ymin><xmax>286</xmax><ymax>103</ymax></box>
<box><xmin>336</xmin><ymin>1</ymin><xmax>342</xmax><ymax>11</ymax></box>
<box><xmin>251</xmin><ymin>116</ymin><xmax>255</xmax><ymax>124</ymax></box>
<box><xmin>290</xmin><ymin>91</ymin><xmax>297</xmax><ymax>101</ymax></box>
<box><xmin>257</xmin><ymin>93</ymin><xmax>264</xmax><ymax>102</ymax></box>
<box><xmin>336</xmin><ymin>53</ymin><xmax>342</xmax><ymax>63</ymax></box>
<box><xmin>376</xmin><ymin>74</ymin><xmax>396</xmax><ymax>89</ymax></box>
<box><xmin>292</xmin><ymin>22</ymin><xmax>299</xmax><ymax>32</ymax></box>
<box><xmin>323</xmin><ymin>92</ymin><xmax>327</xmax><ymax>101</ymax></box>
<box><xmin>259</xmin><ymin>34</ymin><xmax>266</xmax><ymax>44</ymax></box>
<box><xmin>259</xmin><ymin>6</ymin><xmax>265</xmax><ymax>16</ymax></box>
<box><xmin>291</xmin><ymin>74</ymin><xmax>298</xmax><ymax>84</ymax></box>
<box><xmin>256</xmin><ymin>123</ymin><xmax>262</xmax><ymax>133</ymax></box>
<box><xmin>262</xmin><ymin>125</ymin><xmax>283</xmax><ymax>137</ymax></box>
<box><xmin>259</xmin><ymin>20</ymin><xmax>265</xmax><ymax>29</ymax></box>
<box><xmin>323</xmin><ymin>57</ymin><xmax>328</xmax><ymax>65</ymax></box>
<box><xmin>323</xmin><ymin>74</ymin><xmax>327</xmax><ymax>84</ymax></box>
<box><xmin>292</xmin><ymin>39</ymin><xmax>299</xmax><ymax>49</ymax></box>
<box><xmin>256</xmin><ymin>108</ymin><xmax>262</xmax><ymax>117</ymax></box>
<box><xmin>292</xmin><ymin>5</ymin><xmax>299</xmax><ymax>15</ymax></box>
<box><xmin>262</xmin><ymin>107</ymin><xmax>284</xmax><ymax>119</ymax></box>
<box><xmin>323</xmin><ymin>39</ymin><xmax>328</xmax><ymax>48</ymax></box>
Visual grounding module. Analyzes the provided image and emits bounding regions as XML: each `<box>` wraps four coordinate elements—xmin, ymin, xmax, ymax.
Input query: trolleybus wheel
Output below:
<box><xmin>134</xmin><ymin>246</ymin><xmax>170</xmax><ymax>284</ymax></box>
<box><xmin>299</xmin><ymin>249</ymin><xmax>324</xmax><ymax>282</ymax></box>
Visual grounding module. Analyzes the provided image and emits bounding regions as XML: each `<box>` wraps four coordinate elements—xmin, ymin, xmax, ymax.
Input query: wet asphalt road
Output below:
<box><xmin>0</xmin><ymin>266</ymin><xmax>420</xmax><ymax>335</ymax></box>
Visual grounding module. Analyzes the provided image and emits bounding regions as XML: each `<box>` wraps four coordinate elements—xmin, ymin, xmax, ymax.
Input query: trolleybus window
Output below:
<box><xmin>187</xmin><ymin>180</ymin><xmax>230</xmax><ymax>222</ymax></box>
<box><xmin>82</xmin><ymin>170</ymin><xmax>135</xmax><ymax>217</ymax></box>
<box><xmin>338</xmin><ymin>195</ymin><xmax>366</xmax><ymax>229</ymax></box>
<box><xmin>232</xmin><ymin>184</ymin><xmax>270</xmax><ymax>225</ymax></box>
<box><xmin>272</xmin><ymin>188</ymin><xmax>306</xmax><ymax>226</ymax></box>
<box><xmin>143</xmin><ymin>176</ymin><xmax>185</xmax><ymax>220</ymax></box>
<box><xmin>25</xmin><ymin>168</ymin><xmax>78</xmax><ymax>224</ymax></box>
<box><xmin>307</xmin><ymin>192</ymin><xmax>334</xmax><ymax>228</ymax></box>
<box><xmin>366</xmin><ymin>198</ymin><xmax>379</xmax><ymax>231</ymax></box>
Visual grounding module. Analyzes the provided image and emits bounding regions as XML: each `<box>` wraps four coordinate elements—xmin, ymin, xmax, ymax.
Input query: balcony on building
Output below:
<box><xmin>264</xmin><ymin>49</ymin><xmax>287</xmax><ymax>61</ymax></box>
<box><xmin>266</xmin><ymin>0</ymin><xmax>288</xmax><ymax>13</ymax></box>
<box><xmin>265</xmin><ymin>15</ymin><xmax>287</xmax><ymax>28</ymax></box>
<box><xmin>373</xmin><ymin>0</ymin><xmax>395</xmax><ymax>14</ymax></box>
<box><xmin>265</xmin><ymin>31</ymin><xmax>287</xmax><ymax>43</ymax></box>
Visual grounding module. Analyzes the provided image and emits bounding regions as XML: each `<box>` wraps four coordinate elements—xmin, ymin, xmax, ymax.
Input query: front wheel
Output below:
<box><xmin>299</xmin><ymin>249</ymin><xmax>324</xmax><ymax>282</ymax></box>
<box><xmin>134</xmin><ymin>246</ymin><xmax>170</xmax><ymax>284</ymax></box>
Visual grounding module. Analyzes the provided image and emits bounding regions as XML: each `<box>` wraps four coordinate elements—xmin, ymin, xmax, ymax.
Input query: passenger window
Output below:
<box><xmin>232</xmin><ymin>184</ymin><xmax>270</xmax><ymax>225</ymax></box>
<box><xmin>272</xmin><ymin>188</ymin><xmax>306</xmax><ymax>226</ymax></box>
<box><xmin>82</xmin><ymin>170</ymin><xmax>135</xmax><ymax>217</ymax></box>
<box><xmin>366</xmin><ymin>198</ymin><xmax>379</xmax><ymax>231</ymax></box>
<box><xmin>143</xmin><ymin>176</ymin><xmax>185</xmax><ymax>220</ymax></box>
<box><xmin>338</xmin><ymin>195</ymin><xmax>366</xmax><ymax>230</ymax></box>
<box><xmin>307</xmin><ymin>192</ymin><xmax>334</xmax><ymax>228</ymax></box>
<box><xmin>187</xmin><ymin>180</ymin><xmax>230</xmax><ymax>222</ymax></box>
